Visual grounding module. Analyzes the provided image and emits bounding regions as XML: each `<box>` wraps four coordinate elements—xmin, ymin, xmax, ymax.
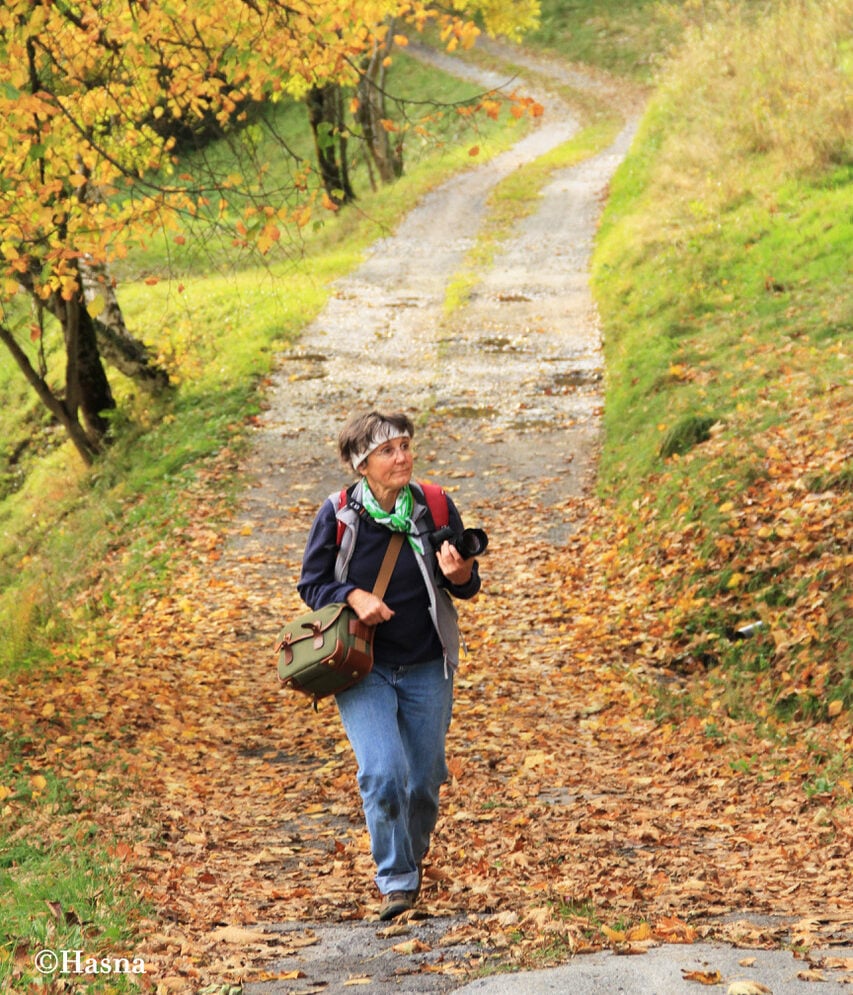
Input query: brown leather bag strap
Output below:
<box><xmin>372</xmin><ymin>532</ymin><xmax>404</xmax><ymax>601</ymax></box>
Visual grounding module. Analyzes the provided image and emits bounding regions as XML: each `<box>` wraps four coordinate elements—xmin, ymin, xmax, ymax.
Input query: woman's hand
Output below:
<box><xmin>436</xmin><ymin>541</ymin><xmax>474</xmax><ymax>585</ymax></box>
<box><xmin>346</xmin><ymin>588</ymin><xmax>395</xmax><ymax>625</ymax></box>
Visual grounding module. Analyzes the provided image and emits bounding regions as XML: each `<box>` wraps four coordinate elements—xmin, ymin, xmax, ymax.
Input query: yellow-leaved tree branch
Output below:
<box><xmin>0</xmin><ymin>0</ymin><xmax>539</xmax><ymax>464</ymax></box>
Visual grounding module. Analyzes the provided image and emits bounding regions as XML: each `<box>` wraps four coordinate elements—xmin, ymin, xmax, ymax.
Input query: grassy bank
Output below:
<box><xmin>589</xmin><ymin>0</ymin><xmax>851</xmax><ymax>726</ymax></box>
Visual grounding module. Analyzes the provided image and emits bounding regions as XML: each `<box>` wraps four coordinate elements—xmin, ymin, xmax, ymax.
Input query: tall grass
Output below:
<box><xmin>657</xmin><ymin>0</ymin><xmax>851</xmax><ymax>185</ymax></box>
<box><xmin>595</xmin><ymin>0</ymin><xmax>852</xmax><ymax>489</ymax></box>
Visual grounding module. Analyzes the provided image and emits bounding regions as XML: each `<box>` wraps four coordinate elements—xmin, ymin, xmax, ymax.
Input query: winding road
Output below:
<box><xmin>232</xmin><ymin>40</ymin><xmax>641</xmax><ymax>994</ymax></box>
<box><xmin>233</xmin><ymin>41</ymin><xmax>638</xmax><ymax>562</ymax></box>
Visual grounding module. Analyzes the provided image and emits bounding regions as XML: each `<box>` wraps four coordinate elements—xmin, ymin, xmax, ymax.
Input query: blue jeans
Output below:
<box><xmin>335</xmin><ymin>657</ymin><xmax>453</xmax><ymax>895</ymax></box>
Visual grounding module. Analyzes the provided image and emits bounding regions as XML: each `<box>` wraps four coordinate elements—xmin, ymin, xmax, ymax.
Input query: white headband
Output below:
<box><xmin>351</xmin><ymin>423</ymin><xmax>411</xmax><ymax>470</ymax></box>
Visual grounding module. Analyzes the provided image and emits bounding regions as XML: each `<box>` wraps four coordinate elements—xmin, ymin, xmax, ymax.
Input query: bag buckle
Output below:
<box><xmin>301</xmin><ymin>619</ymin><xmax>325</xmax><ymax>649</ymax></box>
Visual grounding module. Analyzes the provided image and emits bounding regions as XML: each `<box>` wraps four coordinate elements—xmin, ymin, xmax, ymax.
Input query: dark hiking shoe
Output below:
<box><xmin>379</xmin><ymin>890</ymin><xmax>416</xmax><ymax>921</ymax></box>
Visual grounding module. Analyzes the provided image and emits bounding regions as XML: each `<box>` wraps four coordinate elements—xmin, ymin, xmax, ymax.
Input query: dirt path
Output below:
<box><xmin>216</xmin><ymin>44</ymin><xmax>641</xmax><ymax>993</ymax></box>
<box><xmin>231</xmin><ymin>44</ymin><xmax>637</xmax><ymax>557</ymax></box>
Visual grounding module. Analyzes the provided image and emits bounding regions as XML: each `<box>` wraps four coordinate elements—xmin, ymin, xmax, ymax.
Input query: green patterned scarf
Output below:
<box><xmin>362</xmin><ymin>483</ymin><xmax>424</xmax><ymax>554</ymax></box>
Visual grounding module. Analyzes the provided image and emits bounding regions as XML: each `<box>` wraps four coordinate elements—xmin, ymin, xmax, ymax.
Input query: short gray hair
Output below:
<box><xmin>338</xmin><ymin>410</ymin><xmax>415</xmax><ymax>472</ymax></box>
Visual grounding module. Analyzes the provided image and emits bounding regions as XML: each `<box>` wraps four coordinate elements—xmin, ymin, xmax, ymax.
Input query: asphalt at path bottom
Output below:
<box><xmin>456</xmin><ymin>941</ymin><xmax>853</xmax><ymax>994</ymax></box>
<box><xmin>244</xmin><ymin>916</ymin><xmax>853</xmax><ymax>994</ymax></box>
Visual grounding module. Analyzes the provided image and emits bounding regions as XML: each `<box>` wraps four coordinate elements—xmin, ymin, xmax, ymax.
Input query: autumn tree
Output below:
<box><xmin>0</xmin><ymin>0</ymin><xmax>539</xmax><ymax>465</ymax></box>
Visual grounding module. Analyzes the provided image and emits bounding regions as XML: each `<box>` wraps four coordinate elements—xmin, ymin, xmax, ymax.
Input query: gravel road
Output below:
<box><xmin>233</xmin><ymin>43</ymin><xmax>638</xmax><ymax>562</ymax></box>
<box><xmin>236</xmin><ymin>41</ymin><xmax>643</xmax><ymax>995</ymax></box>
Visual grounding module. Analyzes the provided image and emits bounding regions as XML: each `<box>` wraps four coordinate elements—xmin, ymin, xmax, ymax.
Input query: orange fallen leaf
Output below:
<box><xmin>208</xmin><ymin>925</ymin><xmax>274</xmax><ymax>945</ymax></box>
<box><xmin>653</xmin><ymin>917</ymin><xmax>698</xmax><ymax>943</ymax></box>
<box><xmin>682</xmin><ymin>969</ymin><xmax>724</xmax><ymax>984</ymax></box>
<box><xmin>627</xmin><ymin>922</ymin><xmax>652</xmax><ymax>942</ymax></box>
<box><xmin>391</xmin><ymin>939</ymin><xmax>431</xmax><ymax>955</ymax></box>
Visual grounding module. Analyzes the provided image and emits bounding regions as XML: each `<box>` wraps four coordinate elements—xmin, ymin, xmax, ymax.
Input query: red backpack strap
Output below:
<box><xmin>335</xmin><ymin>482</ymin><xmax>449</xmax><ymax>546</ymax></box>
<box><xmin>417</xmin><ymin>481</ymin><xmax>449</xmax><ymax>529</ymax></box>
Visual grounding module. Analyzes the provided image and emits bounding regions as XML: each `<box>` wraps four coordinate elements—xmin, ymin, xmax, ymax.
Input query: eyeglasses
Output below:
<box><xmin>372</xmin><ymin>440</ymin><xmax>413</xmax><ymax>460</ymax></box>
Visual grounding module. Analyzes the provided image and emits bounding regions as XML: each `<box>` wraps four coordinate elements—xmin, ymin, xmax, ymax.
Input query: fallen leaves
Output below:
<box><xmin>1</xmin><ymin>392</ymin><xmax>850</xmax><ymax>990</ymax></box>
<box><xmin>391</xmin><ymin>938</ymin><xmax>431</xmax><ymax>955</ymax></box>
<box><xmin>614</xmin><ymin>384</ymin><xmax>852</xmax><ymax>722</ymax></box>
<box><xmin>601</xmin><ymin>921</ymin><xmax>652</xmax><ymax>944</ymax></box>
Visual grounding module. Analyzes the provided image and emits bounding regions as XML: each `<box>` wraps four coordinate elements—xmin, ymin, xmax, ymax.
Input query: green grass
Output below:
<box><xmin>594</xmin><ymin>165</ymin><xmax>852</xmax><ymax>493</ymax></box>
<box><xmin>527</xmin><ymin>0</ymin><xmax>685</xmax><ymax>81</ymax></box>
<box><xmin>0</xmin><ymin>761</ymin><xmax>146</xmax><ymax>990</ymax></box>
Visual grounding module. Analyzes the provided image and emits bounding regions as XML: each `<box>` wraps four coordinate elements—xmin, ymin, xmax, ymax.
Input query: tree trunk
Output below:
<box><xmin>79</xmin><ymin>256</ymin><xmax>172</xmax><ymax>393</ymax></box>
<box><xmin>0</xmin><ymin>323</ymin><xmax>98</xmax><ymax>466</ymax></box>
<box><xmin>307</xmin><ymin>84</ymin><xmax>355</xmax><ymax>205</ymax></box>
<box><xmin>15</xmin><ymin>264</ymin><xmax>116</xmax><ymax>454</ymax></box>
<box><xmin>60</xmin><ymin>293</ymin><xmax>116</xmax><ymax>445</ymax></box>
<box><xmin>357</xmin><ymin>44</ymin><xmax>404</xmax><ymax>185</ymax></box>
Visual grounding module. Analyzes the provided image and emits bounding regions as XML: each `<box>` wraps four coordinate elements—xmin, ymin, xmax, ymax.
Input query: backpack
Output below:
<box><xmin>335</xmin><ymin>481</ymin><xmax>449</xmax><ymax>546</ymax></box>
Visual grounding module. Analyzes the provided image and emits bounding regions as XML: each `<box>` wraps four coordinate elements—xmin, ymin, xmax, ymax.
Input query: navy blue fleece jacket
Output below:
<box><xmin>297</xmin><ymin>483</ymin><xmax>481</xmax><ymax>669</ymax></box>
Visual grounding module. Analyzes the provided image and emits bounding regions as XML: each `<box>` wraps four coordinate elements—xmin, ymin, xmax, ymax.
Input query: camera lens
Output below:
<box><xmin>459</xmin><ymin>528</ymin><xmax>488</xmax><ymax>557</ymax></box>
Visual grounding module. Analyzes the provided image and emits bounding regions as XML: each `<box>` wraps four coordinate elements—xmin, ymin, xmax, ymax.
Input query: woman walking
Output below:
<box><xmin>298</xmin><ymin>410</ymin><xmax>482</xmax><ymax>920</ymax></box>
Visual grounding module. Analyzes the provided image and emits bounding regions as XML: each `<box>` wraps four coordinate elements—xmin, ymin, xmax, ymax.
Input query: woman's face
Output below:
<box><xmin>360</xmin><ymin>435</ymin><xmax>414</xmax><ymax>501</ymax></box>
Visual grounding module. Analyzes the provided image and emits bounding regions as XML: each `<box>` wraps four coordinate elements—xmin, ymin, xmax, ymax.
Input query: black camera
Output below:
<box><xmin>428</xmin><ymin>525</ymin><xmax>489</xmax><ymax>558</ymax></box>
